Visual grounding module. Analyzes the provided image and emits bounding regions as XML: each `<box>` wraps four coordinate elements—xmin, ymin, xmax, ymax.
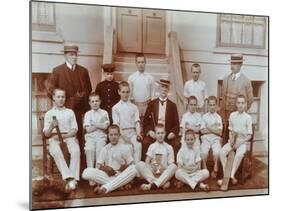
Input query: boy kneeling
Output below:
<box><xmin>82</xmin><ymin>124</ymin><xmax>138</xmax><ymax>194</ymax></box>
<box><xmin>175</xmin><ymin>129</ymin><xmax>210</xmax><ymax>191</ymax></box>
<box><xmin>136</xmin><ymin>124</ymin><xmax>177</xmax><ymax>191</ymax></box>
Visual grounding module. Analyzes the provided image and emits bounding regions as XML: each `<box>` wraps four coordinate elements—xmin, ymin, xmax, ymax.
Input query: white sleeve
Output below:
<box><xmin>228</xmin><ymin>113</ymin><xmax>234</xmax><ymax>131</ymax></box>
<box><xmin>203</xmin><ymin>82</ymin><xmax>208</xmax><ymax>99</ymax></box>
<box><xmin>247</xmin><ymin>115</ymin><xmax>253</xmax><ymax>135</ymax></box>
<box><xmin>112</xmin><ymin>105</ymin><xmax>120</xmax><ymax>126</ymax></box>
<box><xmin>102</xmin><ymin>111</ymin><xmax>110</xmax><ymax>125</ymax></box>
<box><xmin>83</xmin><ymin>111</ymin><xmax>91</xmax><ymax>128</ymax></box>
<box><xmin>180</xmin><ymin>114</ymin><xmax>186</xmax><ymax>128</ymax></box>
<box><xmin>176</xmin><ymin>149</ymin><xmax>183</xmax><ymax>166</ymax></box>
<box><xmin>69</xmin><ymin>110</ymin><xmax>78</xmax><ymax>130</ymax></box>
<box><xmin>183</xmin><ymin>81</ymin><xmax>189</xmax><ymax>98</ymax></box>
<box><xmin>200</xmin><ymin>115</ymin><xmax>206</xmax><ymax>130</ymax></box>
<box><xmin>43</xmin><ymin>111</ymin><xmax>52</xmax><ymax>133</ymax></box>
<box><xmin>134</xmin><ymin>105</ymin><xmax>140</xmax><ymax>123</ymax></box>
<box><xmin>167</xmin><ymin>146</ymin><xmax>175</xmax><ymax>165</ymax></box>
<box><xmin>217</xmin><ymin>115</ymin><xmax>223</xmax><ymax>130</ymax></box>
<box><xmin>146</xmin><ymin>144</ymin><xmax>154</xmax><ymax>158</ymax></box>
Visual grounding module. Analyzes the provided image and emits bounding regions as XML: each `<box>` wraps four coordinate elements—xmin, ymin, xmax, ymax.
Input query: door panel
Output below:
<box><xmin>117</xmin><ymin>8</ymin><xmax>142</xmax><ymax>53</ymax></box>
<box><xmin>142</xmin><ymin>9</ymin><xmax>166</xmax><ymax>54</ymax></box>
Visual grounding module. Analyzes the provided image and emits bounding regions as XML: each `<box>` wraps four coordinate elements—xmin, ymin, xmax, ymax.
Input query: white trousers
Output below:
<box><xmin>48</xmin><ymin>137</ymin><xmax>80</xmax><ymax>180</ymax></box>
<box><xmin>136</xmin><ymin>161</ymin><xmax>177</xmax><ymax>188</ymax></box>
<box><xmin>175</xmin><ymin>168</ymin><xmax>209</xmax><ymax>189</ymax></box>
<box><xmin>82</xmin><ymin>165</ymin><xmax>137</xmax><ymax>193</ymax></box>
<box><xmin>121</xmin><ymin>129</ymin><xmax>142</xmax><ymax>163</ymax></box>
<box><xmin>84</xmin><ymin>133</ymin><xmax>106</xmax><ymax>168</ymax></box>
<box><xmin>220</xmin><ymin>142</ymin><xmax>247</xmax><ymax>178</ymax></box>
<box><xmin>200</xmin><ymin>137</ymin><xmax>221</xmax><ymax>160</ymax></box>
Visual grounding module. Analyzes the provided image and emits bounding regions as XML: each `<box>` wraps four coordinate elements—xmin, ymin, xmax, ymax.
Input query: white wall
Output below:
<box><xmin>170</xmin><ymin>11</ymin><xmax>268</xmax><ymax>151</ymax></box>
<box><xmin>32</xmin><ymin>2</ymin><xmax>105</xmax><ymax>88</ymax></box>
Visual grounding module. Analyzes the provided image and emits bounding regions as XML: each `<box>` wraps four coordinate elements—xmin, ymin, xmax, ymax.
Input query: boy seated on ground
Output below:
<box><xmin>82</xmin><ymin>124</ymin><xmax>138</xmax><ymax>194</ymax></box>
<box><xmin>175</xmin><ymin>129</ymin><xmax>210</xmax><ymax>191</ymax></box>
<box><xmin>136</xmin><ymin>124</ymin><xmax>177</xmax><ymax>191</ymax></box>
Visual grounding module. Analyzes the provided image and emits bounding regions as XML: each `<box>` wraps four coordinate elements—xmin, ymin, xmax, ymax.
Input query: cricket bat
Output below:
<box><xmin>52</xmin><ymin>116</ymin><xmax>68</xmax><ymax>158</ymax></box>
<box><xmin>220</xmin><ymin>132</ymin><xmax>237</xmax><ymax>191</ymax></box>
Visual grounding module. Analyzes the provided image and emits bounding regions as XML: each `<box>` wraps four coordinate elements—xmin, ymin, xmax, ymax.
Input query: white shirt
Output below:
<box><xmin>97</xmin><ymin>142</ymin><xmax>134</xmax><ymax>171</ymax></box>
<box><xmin>177</xmin><ymin>145</ymin><xmax>201</xmax><ymax>173</ymax></box>
<box><xmin>183</xmin><ymin>79</ymin><xmax>208</xmax><ymax>108</ymax></box>
<box><xmin>201</xmin><ymin>112</ymin><xmax>223</xmax><ymax>142</ymax></box>
<box><xmin>228</xmin><ymin>111</ymin><xmax>253</xmax><ymax>143</ymax></box>
<box><xmin>128</xmin><ymin>71</ymin><xmax>154</xmax><ymax>102</ymax></box>
<box><xmin>147</xmin><ymin>141</ymin><xmax>175</xmax><ymax>169</ymax></box>
<box><xmin>83</xmin><ymin>108</ymin><xmax>110</xmax><ymax>137</ymax></box>
<box><xmin>43</xmin><ymin>106</ymin><xmax>78</xmax><ymax>133</ymax></box>
<box><xmin>158</xmin><ymin>97</ymin><xmax>167</xmax><ymax>125</ymax></box>
<box><xmin>231</xmin><ymin>72</ymin><xmax>241</xmax><ymax>80</ymax></box>
<box><xmin>180</xmin><ymin>111</ymin><xmax>202</xmax><ymax>130</ymax></box>
<box><xmin>112</xmin><ymin>100</ymin><xmax>140</xmax><ymax>129</ymax></box>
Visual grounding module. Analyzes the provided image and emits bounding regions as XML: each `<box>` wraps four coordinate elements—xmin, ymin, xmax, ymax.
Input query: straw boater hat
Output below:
<box><xmin>101</xmin><ymin>63</ymin><xmax>115</xmax><ymax>72</ymax></box>
<box><xmin>229</xmin><ymin>54</ymin><xmax>244</xmax><ymax>63</ymax></box>
<box><xmin>61</xmin><ymin>44</ymin><xmax>79</xmax><ymax>53</ymax></box>
<box><xmin>157</xmin><ymin>76</ymin><xmax>171</xmax><ymax>87</ymax></box>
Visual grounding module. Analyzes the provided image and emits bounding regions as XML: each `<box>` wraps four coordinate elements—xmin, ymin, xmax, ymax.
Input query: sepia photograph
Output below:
<box><xmin>30</xmin><ymin>0</ymin><xmax>269</xmax><ymax>209</ymax></box>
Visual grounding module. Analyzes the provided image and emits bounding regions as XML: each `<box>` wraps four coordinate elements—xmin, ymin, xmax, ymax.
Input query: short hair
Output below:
<box><xmin>118</xmin><ymin>81</ymin><xmax>130</xmax><ymax>91</ymax></box>
<box><xmin>191</xmin><ymin>63</ymin><xmax>201</xmax><ymax>72</ymax></box>
<box><xmin>135</xmin><ymin>53</ymin><xmax>146</xmax><ymax>63</ymax></box>
<box><xmin>236</xmin><ymin>94</ymin><xmax>246</xmax><ymax>102</ymax></box>
<box><xmin>52</xmin><ymin>88</ymin><xmax>66</xmax><ymax>98</ymax></box>
<box><xmin>155</xmin><ymin>123</ymin><xmax>165</xmax><ymax>131</ymax></box>
<box><xmin>185</xmin><ymin>129</ymin><xmax>196</xmax><ymax>138</ymax></box>
<box><xmin>107</xmin><ymin>124</ymin><xmax>120</xmax><ymax>134</ymax></box>
<box><xmin>188</xmin><ymin>96</ymin><xmax>198</xmax><ymax>104</ymax></box>
<box><xmin>88</xmin><ymin>92</ymin><xmax>100</xmax><ymax>100</ymax></box>
<box><xmin>208</xmin><ymin>96</ymin><xmax>217</xmax><ymax>104</ymax></box>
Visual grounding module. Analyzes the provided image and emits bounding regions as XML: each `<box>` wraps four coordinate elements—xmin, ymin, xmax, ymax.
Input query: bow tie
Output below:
<box><xmin>159</xmin><ymin>99</ymin><xmax>166</xmax><ymax>106</ymax></box>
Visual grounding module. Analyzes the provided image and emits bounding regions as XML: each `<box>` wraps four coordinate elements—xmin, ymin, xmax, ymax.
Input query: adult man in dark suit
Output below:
<box><xmin>142</xmin><ymin>76</ymin><xmax>180</xmax><ymax>159</ymax></box>
<box><xmin>48</xmin><ymin>44</ymin><xmax>92</xmax><ymax>172</ymax></box>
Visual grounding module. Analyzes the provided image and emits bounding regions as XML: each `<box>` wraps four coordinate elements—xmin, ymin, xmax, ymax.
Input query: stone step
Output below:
<box><xmin>114</xmin><ymin>62</ymin><xmax>170</xmax><ymax>74</ymax></box>
<box><xmin>113</xmin><ymin>54</ymin><xmax>169</xmax><ymax>64</ymax></box>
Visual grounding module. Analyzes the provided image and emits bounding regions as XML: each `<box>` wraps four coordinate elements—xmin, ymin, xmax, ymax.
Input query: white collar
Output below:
<box><xmin>66</xmin><ymin>61</ymin><xmax>76</xmax><ymax>71</ymax></box>
<box><xmin>232</xmin><ymin>72</ymin><xmax>241</xmax><ymax>80</ymax></box>
<box><xmin>53</xmin><ymin>105</ymin><xmax>65</xmax><ymax>110</ymax></box>
<box><xmin>159</xmin><ymin>97</ymin><xmax>168</xmax><ymax>101</ymax></box>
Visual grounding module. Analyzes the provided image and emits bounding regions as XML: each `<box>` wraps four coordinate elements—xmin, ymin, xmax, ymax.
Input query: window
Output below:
<box><xmin>217</xmin><ymin>14</ymin><xmax>267</xmax><ymax>49</ymax></box>
<box><xmin>32</xmin><ymin>2</ymin><xmax>56</xmax><ymax>31</ymax></box>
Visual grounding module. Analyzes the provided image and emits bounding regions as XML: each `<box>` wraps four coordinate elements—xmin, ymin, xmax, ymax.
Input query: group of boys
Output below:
<box><xmin>44</xmin><ymin>47</ymin><xmax>253</xmax><ymax>194</ymax></box>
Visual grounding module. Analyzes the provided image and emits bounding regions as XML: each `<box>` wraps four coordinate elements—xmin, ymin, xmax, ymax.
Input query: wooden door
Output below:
<box><xmin>142</xmin><ymin>9</ymin><xmax>166</xmax><ymax>54</ymax></box>
<box><xmin>117</xmin><ymin>8</ymin><xmax>142</xmax><ymax>53</ymax></box>
<box><xmin>117</xmin><ymin>8</ymin><xmax>166</xmax><ymax>54</ymax></box>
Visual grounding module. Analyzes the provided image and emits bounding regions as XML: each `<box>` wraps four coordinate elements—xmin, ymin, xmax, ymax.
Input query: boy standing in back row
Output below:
<box><xmin>95</xmin><ymin>64</ymin><xmax>120</xmax><ymax>124</ymax></box>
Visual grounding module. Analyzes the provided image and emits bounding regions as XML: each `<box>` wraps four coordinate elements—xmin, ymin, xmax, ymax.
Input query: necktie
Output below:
<box><xmin>160</xmin><ymin>100</ymin><xmax>166</xmax><ymax>106</ymax></box>
<box><xmin>232</xmin><ymin>74</ymin><xmax>236</xmax><ymax>80</ymax></box>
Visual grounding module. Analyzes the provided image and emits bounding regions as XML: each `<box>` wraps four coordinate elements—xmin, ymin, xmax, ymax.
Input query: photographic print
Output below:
<box><xmin>30</xmin><ymin>0</ymin><xmax>269</xmax><ymax>209</ymax></box>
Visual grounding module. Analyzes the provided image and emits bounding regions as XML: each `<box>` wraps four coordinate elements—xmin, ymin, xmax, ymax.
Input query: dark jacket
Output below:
<box><xmin>49</xmin><ymin>63</ymin><xmax>92</xmax><ymax>112</ymax></box>
<box><xmin>143</xmin><ymin>98</ymin><xmax>180</xmax><ymax>136</ymax></box>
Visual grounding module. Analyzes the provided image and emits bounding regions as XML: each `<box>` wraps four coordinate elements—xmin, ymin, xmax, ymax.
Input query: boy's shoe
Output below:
<box><xmin>65</xmin><ymin>179</ymin><xmax>77</xmax><ymax>191</ymax></box>
<box><xmin>231</xmin><ymin>177</ymin><xmax>238</xmax><ymax>185</ymax></box>
<box><xmin>174</xmin><ymin>180</ymin><xmax>184</xmax><ymax>189</ymax></box>
<box><xmin>89</xmin><ymin>181</ymin><xmax>96</xmax><ymax>187</ymax></box>
<box><xmin>162</xmin><ymin>181</ymin><xmax>171</xmax><ymax>190</ymax></box>
<box><xmin>199</xmin><ymin>183</ymin><xmax>210</xmax><ymax>192</ymax></box>
<box><xmin>140</xmin><ymin>183</ymin><xmax>152</xmax><ymax>191</ymax></box>
<box><xmin>217</xmin><ymin>179</ymin><xmax>223</xmax><ymax>186</ymax></box>
<box><xmin>94</xmin><ymin>186</ymin><xmax>107</xmax><ymax>195</ymax></box>
<box><xmin>211</xmin><ymin>171</ymin><xmax>218</xmax><ymax>179</ymax></box>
